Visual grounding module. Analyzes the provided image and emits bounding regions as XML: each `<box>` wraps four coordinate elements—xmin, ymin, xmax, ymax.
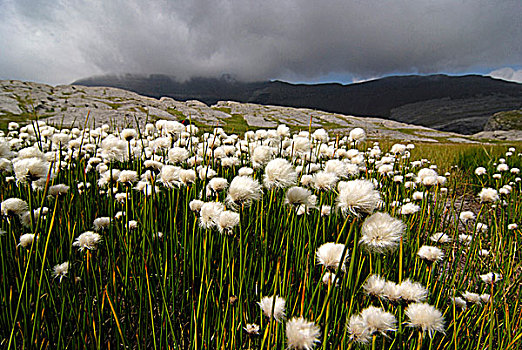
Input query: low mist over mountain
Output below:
<box><xmin>74</xmin><ymin>74</ymin><xmax>522</xmax><ymax>134</ymax></box>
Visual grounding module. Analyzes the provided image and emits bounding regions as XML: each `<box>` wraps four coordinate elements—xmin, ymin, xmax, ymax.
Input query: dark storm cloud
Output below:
<box><xmin>0</xmin><ymin>0</ymin><xmax>521</xmax><ymax>84</ymax></box>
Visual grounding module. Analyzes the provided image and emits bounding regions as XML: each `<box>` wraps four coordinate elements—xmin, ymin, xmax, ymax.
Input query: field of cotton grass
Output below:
<box><xmin>0</xmin><ymin>118</ymin><xmax>521</xmax><ymax>349</ymax></box>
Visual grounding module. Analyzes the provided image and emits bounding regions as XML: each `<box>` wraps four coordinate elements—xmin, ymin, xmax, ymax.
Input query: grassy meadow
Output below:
<box><xmin>0</xmin><ymin>119</ymin><xmax>521</xmax><ymax>349</ymax></box>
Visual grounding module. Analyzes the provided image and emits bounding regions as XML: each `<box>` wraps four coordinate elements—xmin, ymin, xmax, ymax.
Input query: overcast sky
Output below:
<box><xmin>0</xmin><ymin>0</ymin><xmax>521</xmax><ymax>85</ymax></box>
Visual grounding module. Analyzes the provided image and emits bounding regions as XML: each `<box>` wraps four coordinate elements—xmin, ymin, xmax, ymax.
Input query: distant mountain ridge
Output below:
<box><xmin>73</xmin><ymin>74</ymin><xmax>522</xmax><ymax>134</ymax></box>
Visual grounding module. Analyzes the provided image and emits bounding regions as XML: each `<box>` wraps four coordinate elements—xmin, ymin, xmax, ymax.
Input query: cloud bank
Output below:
<box><xmin>488</xmin><ymin>67</ymin><xmax>522</xmax><ymax>83</ymax></box>
<box><xmin>0</xmin><ymin>0</ymin><xmax>521</xmax><ymax>85</ymax></box>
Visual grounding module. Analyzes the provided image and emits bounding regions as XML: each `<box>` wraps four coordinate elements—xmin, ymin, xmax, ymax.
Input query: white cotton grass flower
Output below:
<box><xmin>168</xmin><ymin>147</ymin><xmax>190</xmax><ymax>164</ymax></box>
<box><xmin>321</xmin><ymin>271</ymin><xmax>338</xmax><ymax>286</ymax></box>
<box><xmin>238</xmin><ymin>167</ymin><xmax>254</xmax><ymax>176</ymax></box>
<box><xmin>405</xmin><ymin>303</ymin><xmax>445</xmax><ymax>338</ymax></box>
<box><xmin>127</xmin><ymin>220</ymin><xmax>138</xmax><ymax>230</ymax></box>
<box><xmin>417</xmin><ymin>168</ymin><xmax>438</xmax><ymax>182</ymax></box>
<box><xmin>1</xmin><ymin>198</ymin><xmax>28</xmax><ymax>216</ymax></box>
<box><xmin>417</xmin><ymin>245</ymin><xmax>445</xmax><ymax>263</ymax></box>
<box><xmin>360</xmin><ymin>306</ymin><xmax>397</xmax><ymax>336</ymax></box>
<box><xmin>313</xmin><ymin>171</ymin><xmax>338</xmax><ymax>191</ymax></box>
<box><xmin>479</xmin><ymin>249</ymin><xmax>490</xmax><ymax>257</ymax></box>
<box><xmin>324</xmin><ymin>159</ymin><xmax>359</xmax><ymax>178</ymax></box>
<box><xmin>160</xmin><ymin>165</ymin><xmax>181</xmax><ymax>187</ymax></box>
<box><xmin>316</xmin><ymin>243</ymin><xmax>349</xmax><ymax>271</ymax></box>
<box><xmin>217</xmin><ymin>210</ymin><xmax>240</xmax><ymax>234</ymax></box>
<box><xmin>227</xmin><ymin>176</ymin><xmax>262</xmax><ymax>208</ymax></box>
<box><xmin>399</xmin><ymin>202</ymin><xmax>420</xmax><ymax>215</ymax></box>
<box><xmin>48</xmin><ymin>184</ymin><xmax>70</xmax><ymax>196</ymax></box>
<box><xmin>459</xmin><ymin>211</ymin><xmax>475</xmax><ymax>223</ymax></box>
<box><xmin>377</xmin><ymin>164</ymin><xmax>394</xmax><ymax>175</ymax></box>
<box><xmin>508</xmin><ymin>223</ymin><xmax>518</xmax><ymax>230</ymax></box>
<box><xmin>13</xmin><ymin>157</ymin><xmax>51</xmax><ymax>183</ymax></box>
<box><xmin>286</xmin><ymin>317</ymin><xmax>321</xmax><ymax>350</ymax></box>
<box><xmin>398</xmin><ymin>279</ymin><xmax>428</xmax><ymax>303</ymax></box>
<box><xmin>363</xmin><ymin>274</ymin><xmax>386</xmax><ymax>297</ymax></box>
<box><xmin>120</xmin><ymin>128</ymin><xmax>137</xmax><ymax>141</ymax></box>
<box><xmin>412</xmin><ymin>191</ymin><xmax>424</xmax><ymax>201</ymax></box>
<box><xmin>497</xmin><ymin>163</ymin><xmax>509</xmax><ymax>172</ymax></box>
<box><xmin>382</xmin><ymin>281</ymin><xmax>402</xmax><ymax>302</ymax></box>
<box><xmin>197</xmin><ymin>166</ymin><xmax>217</xmax><ymax>180</ymax></box>
<box><xmin>285</xmin><ymin>186</ymin><xmax>312</xmax><ymax>206</ymax></box>
<box><xmin>458</xmin><ymin>234</ymin><xmax>473</xmax><ymax>245</ymax></box>
<box><xmin>337</xmin><ymin>179</ymin><xmax>381</xmax><ymax>216</ymax></box>
<box><xmin>462</xmin><ymin>291</ymin><xmax>482</xmax><ymax>305</ymax></box>
<box><xmin>300</xmin><ymin>174</ymin><xmax>314</xmax><ymax>187</ymax></box>
<box><xmin>479</xmin><ymin>272</ymin><xmax>501</xmax><ymax>285</ymax></box>
<box><xmin>430</xmin><ymin>232</ymin><xmax>451</xmax><ymax>244</ymax></box>
<box><xmin>52</xmin><ymin>261</ymin><xmax>69</xmax><ymax>282</ymax></box>
<box><xmin>320</xmin><ymin>205</ymin><xmax>331</xmax><ymax>216</ymax></box>
<box><xmin>451</xmin><ymin>297</ymin><xmax>467</xmax><ymax>310</ymax></box>
<box><xmin>258</xmin><ymin>295</ymin><xmax>286</xmax><ymax>322</ymax></box>
<box><xmin>478</xmin><ymin>188</ymin><xmax>499</xmax><ymax>203</ymax></box>
<box><xmin>199</xmin><ymin>202</ymin><xmax>225</xmax><ymax>229</ymax></box>
<box><xmin>475</xmin><ymin>167</ymin><xmax>487</xmax><ymax>176</ymax></box>
<box><xmin>179</xmin><ymin>169</ymin><xmax>197</xmax><ymax>185</ymax></box>
<box><xmin>72</xmin><ymin>231</ymin><xmax>102</xmax><ymax>251</ymax></box>
<box><xmin>118</xmin><ymin>170</ymin><xmax>139</xmax><ymax>184</ymax></box>
<box><xmin>207</xmin><ymin>177</ymin><xmax>229</xmax><ymax>193</ymax></box>
<box><xmin>349</xmin><ymin>128</ymin><xmax>366</xmax><ymax>142</ymax></box>
<box><xmin>360</xmin><ymin>212</ymin><xmax>404</xmax><ymax>254</ymax></box>
<box><xmin>93</xmin><ymin>217</ymin><xmax>111</xmax><ymax>231</ymax></box>
<box><xmin>263</xmin><ymin>158</ymin><xmax>297</xmax><ymax>189</ymax></box>
<box><xmin>243</xmin><ymin>323</ymin><xmax>260</xmax><ymax>335</ymax></box>
<box><xmin>476</xmin><ymin>222</ymin><xmax>489</xmax><ymax>233</ymax></box>
<box><xmin>189</xmin><ymin>199</ymin><xmax>204</xmax><ymax>212</ymax></box>
<box><xmin>347</xmin><ymin>314</ymin><xmax>371</xmax><ymax>344</ymax></box>
<box><xmin>18</xmin><ymin>233</ymin><xmax>36</xmax><ymax>248</ymax></box>
<box><xmin>390</xmin><ymin>143</ymin><xmax>407</xmax><ymax>155</ymax></box>
<box><xmin>475</xmin><ymin>293</ymin><xmax>491</xmax><ymax>303</ymax></box>
<box><xmin>252</xmin><ymin>145</ymin><xmax>273</xmax><ymax>167</ymax></box>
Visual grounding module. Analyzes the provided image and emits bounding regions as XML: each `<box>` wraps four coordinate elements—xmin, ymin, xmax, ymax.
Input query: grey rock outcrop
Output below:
<box><xmin>0</xmin><ymin>79</ymin><xmax>516</xmax><ymax>142</ymax></box>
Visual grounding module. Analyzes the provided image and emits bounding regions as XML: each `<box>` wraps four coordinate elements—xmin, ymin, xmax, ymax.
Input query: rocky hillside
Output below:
<box><xmin>484</xmin><ymin>109</ymin><xmax>522</xmax><ymax>131</ymax></box>
<box><xmin>2</xmin><ymin>79</ymin><xmax>521</xmax><ymax>142</ymax></box>
<box><xmin>74</xmin><ymin>74</ymin><xmax>522</xmax><ymax>135</ymax></box>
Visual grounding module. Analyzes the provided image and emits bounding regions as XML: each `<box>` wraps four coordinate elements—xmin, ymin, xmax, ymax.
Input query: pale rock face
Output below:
<box><xmin>2</xmin><ymin>80</ymin><xmax>507</xmax><ymax>142</ymax></box>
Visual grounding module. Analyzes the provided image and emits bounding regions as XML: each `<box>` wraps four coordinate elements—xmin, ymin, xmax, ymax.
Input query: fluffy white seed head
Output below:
<box><xmin>199</xmin><ymin>202</ymin><xmax>225</xmax><ymax>229</ymax></box>
<box><xmin>286</xmin><ymin>317</ymin><xmax>321</xmax><ymax>350</ymax></box>
<box><xmin>285</xmin><ymin>186</ymin><xmax>312</xmax><ymax>206</ymax></box>
<box><xmin>363</xmin><ymin>274</ymin><xmax>386</xmax><ymax>297</ymax></box>
<box><xmin>72</xmin><ymin>231</ymin><xmax>102</xmax><ymax>251</ymax></box>
<box><xmin>337</xmin><ymin>179</ymin><xmax>381</xmax><ymax>216</ymax></box>
<box><xmin>227</xmin><ymin>176</ymin><xmax>262</xmax><ymax>208</ymax></box>
<box><xmin>258</xmin><ymin>295</ymin><xmax>285</xmax><ymax>322</ymax></box>
<box><xmin>93</xmin><ymin>217</ymin><xmax>111</xmax><ymax>231</ymax></box>
<box><xmin>479</xmin><ymin>272</ymin><xmax>501</xmax><ymax>284</ymax></box>
<box><xmin>360</xmin><ymin>306</ymin><xmax>397</xmax><ymax>335</ymax></box>
<box><xmin>417</xmin><ymin>245</ymin><xmax>445</xmax><ymax>263</ymax></box>
<box><xmin>1</xmin><ymin>198</ymin><xmax>28</xmax><ymax>216</ymax></box>
<box><xmin>399</xmin><ymin>203</ymin><xmax>420</xmax><ymax>215</ymax></box>
<box><xmin>217</xmin><ymin>211</ymin><xmax>240</xmax><ymax>234</ymax></box>
<box><xmin>360</xmin><ymin>212</ymin><xmax>405</xmax><ymax>254</ymax></box>
<box><xmin>263</xmin><ymin>158</ymin><xmax>297</xmax><ymax>189</ymax></box>
<box><xmin>478</xmin><ymin>188</ymin><xmax>499</xmax><ymax>203</ymax></box>
<box><xmin>18</xmin><ymin>233</ymin><xmax>36</xmax><ymax>248</ymax></box>
<box><xmin>52</xmin><ymin>261</ymin><xmax>69</xmax><ymax>282</ymax></box>
<box><xmin>316</xmin><ymin>243</ymin><xmax>349</xmax><ymax>271</ymax></box>
<box><xmin>405</xmin><ymin>303</ymin><xmax>445</xmax><ymax>338</ymax></box>
<box><xmin>398</xmin><ymin>279</ymin><xmax>428</xmax><ymax>303</ymax></box>
<box><xmin>430</xmin><ymin>232</ymin><xmax>451</xmax><ymax>243</ymax></box>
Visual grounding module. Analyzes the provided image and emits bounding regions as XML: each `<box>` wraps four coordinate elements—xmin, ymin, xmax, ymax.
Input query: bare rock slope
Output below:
<box><xmin>0</xmin><ymin>79</ymin><xmax>509</xmax><ymax>142</ymax></box>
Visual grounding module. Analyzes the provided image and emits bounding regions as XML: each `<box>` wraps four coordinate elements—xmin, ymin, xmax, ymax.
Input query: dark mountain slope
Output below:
<box><xmin>74</xmin><ymin>74</ymin><xmax>522</xmax><ymax>134</ymax></box>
